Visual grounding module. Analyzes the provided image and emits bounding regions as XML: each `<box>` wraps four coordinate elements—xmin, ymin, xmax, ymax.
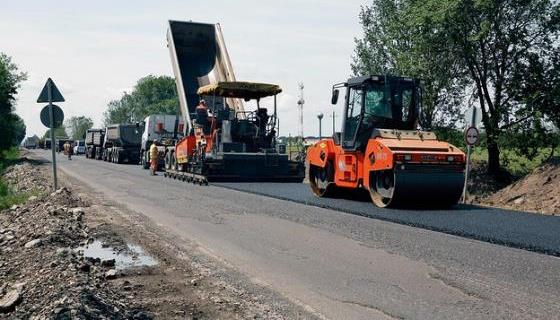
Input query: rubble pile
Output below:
<box><xmin>0</xmin><ymin>162</ymin><xmax>151</xmax><ymax>319</ymax></box>
<box><xmin>481</xmin><ymin>157</ymin><xmax>560</xmax><ymax>215</ymax></box>
<box><xmin>2</xmin><ymin>162</ymin><xmax>49</xmax><ymax>194</ymax></box>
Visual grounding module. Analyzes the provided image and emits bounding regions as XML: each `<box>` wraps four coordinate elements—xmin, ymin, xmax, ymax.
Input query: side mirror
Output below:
<box><xmin>331</xmin><ymin>89</ymin><xmax>339</xmax><ymax>105</ymax></box>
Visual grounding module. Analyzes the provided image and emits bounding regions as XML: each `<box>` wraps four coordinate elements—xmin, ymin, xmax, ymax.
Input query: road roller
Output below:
<box><xmin>306</xmin><ymin>75</ymin><xmax>466</xmax><ymax>208</ymax></box>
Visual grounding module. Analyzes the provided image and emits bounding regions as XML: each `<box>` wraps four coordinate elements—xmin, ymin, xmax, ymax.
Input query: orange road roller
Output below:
<box><xmin>307</xmin><ymin>75</ymin><xmax>466</xmax><ymax>208</ymax></box>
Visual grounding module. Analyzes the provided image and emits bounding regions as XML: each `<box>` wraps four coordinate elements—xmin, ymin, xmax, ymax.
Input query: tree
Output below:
<box><xmin>352</xmin><ymin>0</ymin><xmax>466</xmax><ymax>129</ymax></box>
<box><xmin>103</xmin><ymin>75</ymin><xmax>179</xmax><ymax>125</ymax></box>
<box><xmin>65</xmin><ymin>116</ymin><xmax>93</xmax><ymax>140</ymax></box>
<box><xmin>505</xmin><ymin>49</ymin><xmax>560</xmax><ymax>158</ymax></box>
<box><xmin>42</xmin><ymin>127</ymin><xmax>68</xmax><ymax>140</ymax></box>
<box><xmin>408</xmin><ymin>0</ymin><xmax>560</xmax><ymax>174</ymax></box>
<box><xmin>11</xmin><ymin>114</ymin><xmax>26</xmax><ymax>146</ymax></box>
<box><xmin>0</xmin><ymin>52</ymin><xmax>27</xmax><ymax>153</ymax></box>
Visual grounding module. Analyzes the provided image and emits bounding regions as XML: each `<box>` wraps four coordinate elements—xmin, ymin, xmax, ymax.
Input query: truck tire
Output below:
<box><xmin>165</xmin><ymin>152</ymin><xmax>171</xmax><ymax>171</ymax></box>
<box><xmin>141</xmin><ymin>151</ymin><xmax>149</xmax><ymax>169</ymax></box>
<box><xmin>171</xmin><ymin>152</ymin><xmax>177</xmax><ymax>171</ymax></box>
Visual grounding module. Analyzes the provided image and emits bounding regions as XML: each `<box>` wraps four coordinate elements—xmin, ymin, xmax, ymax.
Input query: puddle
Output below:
<box><xmin>77</xmin><ymin>240</ymin><xmax>158</xmax><ymax>270</ymax></box>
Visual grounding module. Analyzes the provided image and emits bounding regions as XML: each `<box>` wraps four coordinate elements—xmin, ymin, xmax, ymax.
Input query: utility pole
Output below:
<box><xmin>317</xmin><ymin>113</ymin><xmax>324</xmax><ymax>140</ymax></box>
<box><xmin>297</xmin><ymin>83</ymin><xmax>304</xmax><ymax>140</ymax></box>
<box><xmin>330</xmin><ymin>111</ymin><xmax>337</xmax><ymax>135</ymax></box>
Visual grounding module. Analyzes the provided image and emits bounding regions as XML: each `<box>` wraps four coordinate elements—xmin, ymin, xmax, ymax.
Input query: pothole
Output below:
<box><xmin>76</xmin><ymin>240</ymin><xmax>157</xmax><ymax>270</ymax></box>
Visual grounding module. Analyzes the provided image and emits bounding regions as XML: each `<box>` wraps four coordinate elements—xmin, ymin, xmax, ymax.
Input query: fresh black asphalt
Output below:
<box><xmin>215</xmin><ymin>182</ymin><xmax>560</xmax><ymax>256</ymax></box>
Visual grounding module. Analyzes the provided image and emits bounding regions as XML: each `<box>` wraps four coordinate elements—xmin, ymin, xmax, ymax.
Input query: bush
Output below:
<box><xmin>0</xmin><ymin>148</ymin><xmax>28</xmax><ymax>210</ymax></box>
<box><xmin>0</xmin><ymin>179</ymin><xmax>28</xmax><ymax>210</ymax></box>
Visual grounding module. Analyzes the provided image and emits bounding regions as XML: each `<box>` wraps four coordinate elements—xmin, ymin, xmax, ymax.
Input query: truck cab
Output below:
<box><xmin>140</xmin><ymin>114</ymin><xmax>184</xmax><ymax>170</ymax></box>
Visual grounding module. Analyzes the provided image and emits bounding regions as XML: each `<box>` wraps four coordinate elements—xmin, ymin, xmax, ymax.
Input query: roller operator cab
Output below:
<box><xmin>307</xmin><ymin>75</ymin><xmax>466</xmax><ymax>208</ymax></box>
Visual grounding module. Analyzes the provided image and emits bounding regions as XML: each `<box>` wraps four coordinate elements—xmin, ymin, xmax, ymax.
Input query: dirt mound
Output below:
<box><xmin>466</xmin><ymin>160</ymin><xmax>512</xmax><ymax>203</ymax></box>
<box><xmin>480</xmin><ymin>157</ymin><xmax>560</xmax><ymax>215</ymax></box>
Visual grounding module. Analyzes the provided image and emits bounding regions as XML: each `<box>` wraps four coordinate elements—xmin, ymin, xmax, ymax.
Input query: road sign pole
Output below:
<box><xmin>48</xmin><ymin>81</ymin><xmax>58</xmax><ymax>190</ymax></box>
<box><xmin>462</xmin><ymin>144</ymin><xmax>471</xmax><ymax>203</ymax></box>
<box><xmin>462</xmin><ymin>108</ymin><xmax>478</xmax><ymax>203</ymax></box>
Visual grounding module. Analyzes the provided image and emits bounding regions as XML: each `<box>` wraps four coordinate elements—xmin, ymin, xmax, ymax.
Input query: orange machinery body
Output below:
<box><xmin>307</xmin><ymin>130</ymin><xmax>465</xmax><ymax>191</ymax></box>
<box><xmin>175</xmin><ymin>118</ymin><xmax>217</xmax><ymax>164</ymax></box>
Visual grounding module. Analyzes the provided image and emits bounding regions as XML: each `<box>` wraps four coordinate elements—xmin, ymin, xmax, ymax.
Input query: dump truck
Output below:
<box><xmin>162</xmin><ymin>20</ymin><xmax>304</xmax><ymax>183</ymax></box>
<box><xmin>85</xmin><ymin>128</ymin><xmax>105</xmax><ymax>160</ymax></box>
<box><xmin>307</xmin><ymin>75</ymin><xmax>466</xmax><ymax>207</ymax></box>
<box><xmin>22</xmin><ymin>137</ymin><xmax>38</xmax><ymax>149</ymax></box>
<box><xmin>102</xmin><ymin>124</ymin><xmax>144</xmax><ymax>164</ymax></box>
<box><xmin>140</xmin><ymin>114</ymin><xmax>184</xmax><ymax>170</ymax></box>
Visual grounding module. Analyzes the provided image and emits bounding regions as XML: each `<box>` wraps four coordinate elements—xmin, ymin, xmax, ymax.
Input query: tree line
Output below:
<box><xmin>353</xmin><ymin>0</ymin><xmax>560</xmax><ymax>175</ymax></box>
<box><xmin>0</xmin><ymin>53</ymin><xmax>26</xmax><ymax>158</ymax></box>
<box><xmin>103</xmin><ymin>75</ymin><xmax>179</xmax><ymax>126</ymax></box>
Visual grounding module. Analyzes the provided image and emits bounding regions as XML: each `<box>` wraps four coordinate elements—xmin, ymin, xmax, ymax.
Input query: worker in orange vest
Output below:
<box><xmin>149</xmin><ymin>139</ymin><xmax>159</xmax><ymax>176</ymax></box>
<box><xmin>63</xmin><ymin>141</ymin><xmax>72</xmax><ymax>160</ymax></box>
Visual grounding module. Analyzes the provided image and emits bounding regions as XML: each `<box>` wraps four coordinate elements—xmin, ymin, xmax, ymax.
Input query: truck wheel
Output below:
<box><xmin>141</xmin><ymin>151</ymin><xmax>149</xmax><ymax>169</ymax></box>
<box><xmin>165</xmin><ymin>152</ymin><xmax>171</xmax><ymax>171</ymax></box>
<box><xmin>116</xmin><ymin>151</ymin><xmax>122</xmax><ymax>164</ymax></box>
<box><xmin>171</xmin><ymin>152</ymin><xmax>177</xmax><ymax>171</ymax></box>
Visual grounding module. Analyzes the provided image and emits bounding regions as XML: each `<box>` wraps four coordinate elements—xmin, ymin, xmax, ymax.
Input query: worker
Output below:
<box><xmin>195</xmin><ymin>99</ymin><xmax>208</xmax><ymax>124</ymax></box>
<box><xmin>149</xmin><ymin>139</ymin><xmax>159</xmax><ymax>176</ymax></box>
<box><xmin>63</xmin><ymin>141</ymin><xmax>72</xmax><ymax>160</ymax></box>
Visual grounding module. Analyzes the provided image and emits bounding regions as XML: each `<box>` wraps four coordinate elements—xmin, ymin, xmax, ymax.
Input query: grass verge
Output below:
<box><xmin>0</xmin><ymin>148</ymin><xmax>32</xmax><ymax>210</ymax></box>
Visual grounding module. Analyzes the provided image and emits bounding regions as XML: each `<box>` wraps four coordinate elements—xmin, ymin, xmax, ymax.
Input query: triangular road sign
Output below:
<box><xmin>37</xmin><ymin>78</ymin><xmax>65</xmax><ymax>103</ymax></box>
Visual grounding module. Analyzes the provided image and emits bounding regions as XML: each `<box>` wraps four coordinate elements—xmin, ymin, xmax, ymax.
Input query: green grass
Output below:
<box><xmin>470</xmin><ymin>146</ymin><xmax>559</xmax><ymax>178</ymax></box>
<box><xmin>0</xmin><ymin>148</ymin><xmax>32</xmax><ymax>210</ymax></box>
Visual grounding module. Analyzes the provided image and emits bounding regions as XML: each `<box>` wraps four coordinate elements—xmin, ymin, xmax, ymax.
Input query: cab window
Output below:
<box><xmin>343</xmin><ymin>87</ymin><xmax>363</xmax><ymax>145</ymax></box>
<box><xmin>364</xmin><ymin>85</ymin><xmax>391</xmax><ymax>119</ymax></box>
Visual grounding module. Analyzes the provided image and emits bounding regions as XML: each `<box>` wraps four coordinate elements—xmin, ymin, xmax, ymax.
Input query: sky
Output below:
<box><xmin>2</xmin><ymin>0</ymin><xmax>367</xmax><ymax>138</ymax></box>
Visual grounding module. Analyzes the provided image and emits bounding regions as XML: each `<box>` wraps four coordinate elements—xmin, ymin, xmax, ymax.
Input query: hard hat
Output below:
<box><xmin>199</xmin><ymin>99</ymin><xmax>206</xmax><ymax>104</ymax></box>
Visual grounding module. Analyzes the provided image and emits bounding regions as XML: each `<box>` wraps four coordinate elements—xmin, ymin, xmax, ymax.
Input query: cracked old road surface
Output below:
<box><xmin>35</xmin><ymin>150</ymin><xmax>560</xmax><ymax>320</ymax></box>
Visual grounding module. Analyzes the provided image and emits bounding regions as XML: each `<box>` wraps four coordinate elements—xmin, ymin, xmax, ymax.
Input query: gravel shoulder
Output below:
<box><xmin>0</xmin><ymin>151</ymin><xmax>316</xmax><ymax>319</ymax></box>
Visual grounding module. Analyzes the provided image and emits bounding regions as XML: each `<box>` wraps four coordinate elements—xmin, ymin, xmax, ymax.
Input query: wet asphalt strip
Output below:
<box><xmin>214</xmin><ymin>182</ymin><xmax>560</xmax><ymax>257</ymax></box>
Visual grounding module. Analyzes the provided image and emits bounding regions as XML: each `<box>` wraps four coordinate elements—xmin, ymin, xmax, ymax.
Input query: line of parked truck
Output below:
<box><xmin>84</xmin><ymin>114</ymin><xmax>184</xmax><ymax>170</ymax></box>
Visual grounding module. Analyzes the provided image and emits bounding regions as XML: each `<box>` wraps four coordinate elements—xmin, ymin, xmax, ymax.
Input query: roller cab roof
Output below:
<box><xmin>197</xmin><ymin>81</ymin><xmax>282</xmax><ymax>100</ymax></box>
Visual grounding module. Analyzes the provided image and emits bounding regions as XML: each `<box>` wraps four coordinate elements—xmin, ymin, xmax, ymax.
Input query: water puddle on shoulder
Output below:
<box><xmin>77</xmin><ymin>240</ymin><xmax>158</xmax><ymax>270</ymax></box>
